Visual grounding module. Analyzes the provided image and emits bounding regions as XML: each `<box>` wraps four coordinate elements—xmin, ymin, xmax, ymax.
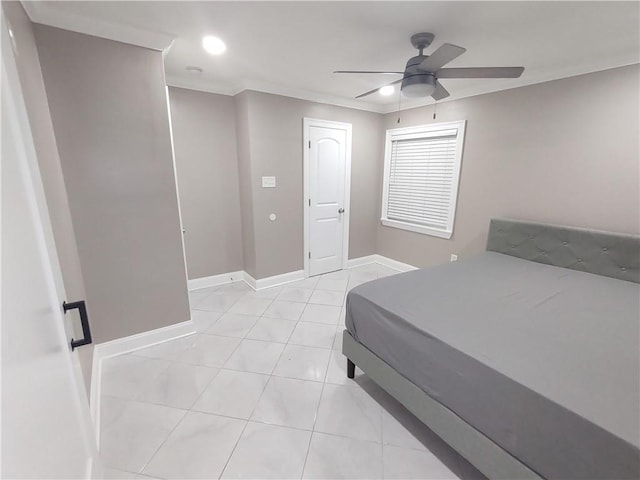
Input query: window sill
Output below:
<box><xmin>380</xmin><ymin>218</ymin><xmax>452</xmax><ymax>239</ymax></box>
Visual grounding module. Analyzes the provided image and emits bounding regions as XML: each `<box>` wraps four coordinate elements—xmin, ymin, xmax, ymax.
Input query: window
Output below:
<box><xmin>381</xmin><ymin>120</ymin><xmax>466</xmax><ymax>239</ymax></box>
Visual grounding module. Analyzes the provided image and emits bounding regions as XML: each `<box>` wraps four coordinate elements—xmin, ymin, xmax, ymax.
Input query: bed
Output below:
<box><xmin>343</xmin><ymin>219</ymin><xmax>640</xmax><ymax>479</ymax></box>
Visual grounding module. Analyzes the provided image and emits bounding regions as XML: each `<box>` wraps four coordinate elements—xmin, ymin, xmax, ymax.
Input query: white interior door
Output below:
<box><xmin>1</xmin><ymin>16</ymin><xmax>99</xmax><ymax>479</ymax></box>
<box><xmin>305</xmin><ymin>119</ymin><xmax>352</xmax><ymax>277</ymax></box>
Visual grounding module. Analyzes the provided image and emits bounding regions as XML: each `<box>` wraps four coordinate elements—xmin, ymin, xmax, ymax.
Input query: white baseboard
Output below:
<box><xmin>242</xmin><ymin>271</ymin><xmax>257</xmax><ymax>290</ymax></box>
<box><xmin>92</xmin><ymin>320</ymin><xmax>196</xmax><ymax>360</ymax></box>
<box><xmin>89</xmin><ymin>353</ymin><xmax>102</xmax><ymax>446</ymax></box>
<box><xmin>188</xmin><ymin>258</ymin><xmax>416</xmax><ymax>294</ymax></box>
<box><xmin>89</xmin><ymin>319</ymin><xmax>196</xmax><ymax>447</ymax></box>
<box><xmin>243</xmin><ymin>269</ymin><xmax>305</xmax><ymax>290</ymax></box>
<box><xmin>347</xmin><ymin>254</ymin><xmax>418</xmax><ymax>272</ymax></box>
<box><xmin>374</xmin><ymin>254</ymin><xmax>419</xmax><ymax>272</ymax></box>
<box><xmin>188</xmin><ymin>271</ymin><xmax>244</xmax><ymax>290</ymax></box>
<box><xmin>346</xmin><ymin>255</ymin><xmax>378</xmax><ymax>268</ymax></box>
<box><xmin>188</xmin><ymin>269</ymin><xmax>305</xmax><ymax>292</ymax></box>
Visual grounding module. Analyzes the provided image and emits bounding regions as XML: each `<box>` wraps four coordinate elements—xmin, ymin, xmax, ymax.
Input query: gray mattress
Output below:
<box><xmin>345</xmin><ymin>252</ymin><xmax>640</xmax><ymax>479</ymax></box>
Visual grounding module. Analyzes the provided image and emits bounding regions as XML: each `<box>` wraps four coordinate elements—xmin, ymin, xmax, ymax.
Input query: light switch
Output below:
<box><xmin>262</xmin><ymin>176</ymin><xmax>276</xmax><ymax>188</ymax></box>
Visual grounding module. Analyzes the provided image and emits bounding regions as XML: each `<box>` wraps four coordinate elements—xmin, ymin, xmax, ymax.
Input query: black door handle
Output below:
<box><xmin>63</xmin><ymin>300</ymin><xmax>92</xmax><ymax>351</ymax></box>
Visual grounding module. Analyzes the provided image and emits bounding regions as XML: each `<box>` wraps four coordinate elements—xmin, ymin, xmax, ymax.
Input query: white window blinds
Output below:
<box><xmin>381</xmin><ymin>121</ymin><xmax>466</xmax><ymax>239</ymax></box>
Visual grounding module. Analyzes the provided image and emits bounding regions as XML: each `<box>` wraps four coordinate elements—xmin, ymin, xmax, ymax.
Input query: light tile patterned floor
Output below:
<box><xmin>101</xmin><ymin>263</ymin><xmax>485</xmax><ymax>480</ymax></box>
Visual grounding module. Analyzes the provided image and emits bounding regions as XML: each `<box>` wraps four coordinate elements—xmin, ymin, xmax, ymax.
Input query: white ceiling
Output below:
<box><xmin>24</xmin><ymin>1</ymin><xmax>640</xmax><ymax>113</ymax></box>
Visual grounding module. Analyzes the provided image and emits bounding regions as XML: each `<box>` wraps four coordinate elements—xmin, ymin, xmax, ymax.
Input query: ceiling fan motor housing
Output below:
<box><xmin>401</xmin><ymin>55</ymin><xmax>436</xmax><ymax>97</ymax></box>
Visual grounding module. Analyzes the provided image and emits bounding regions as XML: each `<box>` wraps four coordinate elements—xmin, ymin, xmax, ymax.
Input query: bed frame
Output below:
<box><xmin>344</xmin><ymin>332</ymin><xmax>540</xmax><ymax>479</ymax></box>
<box><xmin>343</xmin><ymin>218</ymin><xmax>640</xmax><ymax>480</ymax></box>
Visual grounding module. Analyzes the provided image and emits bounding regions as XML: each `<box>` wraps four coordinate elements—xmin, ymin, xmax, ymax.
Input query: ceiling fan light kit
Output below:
<box><xmin>379</xmin><ymin>85</ymin><xmax>396</xmax><ymax>96</ymax></box>
<box><xmin>401</xmin><ymin>73</ymin><xmax>436</xmax><ymax>97</ymax></box>
<box><xmin>335</xmin><ymin>32</ymin><xmax>524</xmax><ymax>101</ymax></box>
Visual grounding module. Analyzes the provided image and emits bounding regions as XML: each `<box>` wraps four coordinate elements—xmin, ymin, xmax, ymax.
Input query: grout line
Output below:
<box><xmin>263</xmin><ymin>320</ymin><xmax>297</xmax><ymax>377</ymax></box>
<box><xmin>182</xmin><ymin>364</ymin><xmax>226</xmax><ymax>412</ymax></box>
<box><xmin>124</xmin><ymin>400</ymin><xmax>189</xmax><ymax>477</ymax></box>
<box><xmin>137</xmin><ymin>474</ymin><xmax>164</xmax><ymax>480</ymax></box>
<box><xmin>215</xmin><ymin>292</ymin><xmax>280</xmax><ymax>478</ymax></box>
<box><xmin>217</xmin><ymin>383</ymin><xmax>272</xmax><ymax>478</ymax></box>
<box><xmin>300</xmin><ymin>337</ymin><xmax>335</xmax><ymax>477</ymax></box>
<box><xmin>298</xmin><ymin>319</ymin><xmax>342</xmax><ymax>327</ymax></box>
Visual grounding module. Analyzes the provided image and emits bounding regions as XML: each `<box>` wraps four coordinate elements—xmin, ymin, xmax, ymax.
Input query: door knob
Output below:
<box><xmin>338</xmin><ymin>208</ymin><xmax>345</xmax><ymax>214</ymax></box>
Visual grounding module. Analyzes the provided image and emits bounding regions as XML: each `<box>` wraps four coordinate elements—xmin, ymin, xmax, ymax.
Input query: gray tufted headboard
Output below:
<box><xmin>486</xmin><ymin>219</ymin><xmax>640</xmax><ymax>283</ymax></box>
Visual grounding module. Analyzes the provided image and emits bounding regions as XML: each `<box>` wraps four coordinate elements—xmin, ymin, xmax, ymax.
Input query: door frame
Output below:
<box><xmin>303</xmin><ymin>117</ymin><xmax>352</xmax><ymax>278</ymax></box>
<box><xmin>164</xmin><ymin>86</ymin><xmax>190</xmax><ymax>284</ymax></box>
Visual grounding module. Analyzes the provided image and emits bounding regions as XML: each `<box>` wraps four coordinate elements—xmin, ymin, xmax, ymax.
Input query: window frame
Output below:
<box><xmin>380</xmin><ymin>120</ymin><xmax>467</xmax><ymax>239</ymax></box>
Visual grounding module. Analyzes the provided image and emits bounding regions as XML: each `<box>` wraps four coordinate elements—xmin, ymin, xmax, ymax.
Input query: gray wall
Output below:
<box><xmin>168</xmin><ymin>87</ymin><xmax>244</xmax><ymax>279</ymax></box>
<box><xmin>2</xmin><ymin>2</ymin><xmax>93</xmax><ymax>391</ymax></box>
<box><xmin>35</xmin><ymin>25</ymin><xmax>190</xmax><ymax>343</ymax></box>
<box><xmin>376</xmin><ymin>65</ymin><xmax>640</xmax><ymax>267</ymax></box>
<box><xmin>240</xmin><ymin>91</ymin><xmax>382</xmax><ymax>279</ymax></box>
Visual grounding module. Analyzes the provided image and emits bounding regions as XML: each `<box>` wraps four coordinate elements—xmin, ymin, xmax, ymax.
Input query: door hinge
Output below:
<box><xmin>308</xmin><ymin>252</ymin><xmax>311</xmax><ymax>259</ymax></box>
<box><xmin>308</xmin><ymin>140</ymin><xmax>311</xmax><ymax>148</ymax></box>
<box><xmin>308</xmin><ymin>198</ymin><xmax>311</xmax><ymax>207</ymax></box>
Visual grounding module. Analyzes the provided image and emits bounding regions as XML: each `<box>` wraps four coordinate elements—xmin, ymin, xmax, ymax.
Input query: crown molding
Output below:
<box><xmin>238</xmin><ymin>79</ymin><xmax>387</xmax><ymax>113</ymax></box>
<box><xmin>21</xmin><ymin>1</ymin><xmax>175</xmax><ymax>52</ymax></box>
<box><xmin>165</xmin><ymin>75</ymin><xmax>238</xmax><ymax>97</ymax></box>
<box><xmin>166</xmin><ymin>75</ymin><xmax>389</xmax><ymax>114</ymax></box>
<box><xmin>166</xmin><ymin>61</ymin><xmax>640</xmax><ymax>116</ymax></box>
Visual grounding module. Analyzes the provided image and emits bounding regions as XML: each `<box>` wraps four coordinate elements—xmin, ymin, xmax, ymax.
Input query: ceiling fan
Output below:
<box><xmin>335</xmin><ymin>32</ymin><xmax>524</xmax><ymax>100</ymax></box>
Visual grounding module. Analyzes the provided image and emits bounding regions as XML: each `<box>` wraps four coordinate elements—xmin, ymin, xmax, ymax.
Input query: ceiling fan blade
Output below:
<box><xmin>334</xmin><ymin>70</ymin><xmax>405</xmax><ymax>75</ymax></box>
<box><xmin>419</xmin><ymin>43</ymin><xmax>466</xmax><ymax>72</ymax></box>
<box><xmin>355</xmin><ymin>78</ymin><xmax>403</xmax><ymax>99</ymax></box>
<box><xmin>437</xmin><ymin>67</ymin><xmax>525</xmax><ymax>79</ymax></box>
<box><xmin>431</xmin><ymin>81</ymin><xmax>450</xmax><ymax>101</ymax></box>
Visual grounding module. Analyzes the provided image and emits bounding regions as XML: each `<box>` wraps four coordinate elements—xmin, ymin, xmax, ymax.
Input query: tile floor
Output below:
<box><xmin>101</xmin><ymin>263</ymin><xmax>485</xmax><ymax>480</ymax></box>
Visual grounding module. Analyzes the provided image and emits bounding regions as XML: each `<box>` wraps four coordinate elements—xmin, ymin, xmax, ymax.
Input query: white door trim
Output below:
<box><xmin>164</xmin><ymin>86</ymin><xmax>190</xmax><ymax>284</ymax></box>
<box><xmin>303</xmin><ymin>117</ymin><xmax>352</xmax><ymax>278</ymax></box>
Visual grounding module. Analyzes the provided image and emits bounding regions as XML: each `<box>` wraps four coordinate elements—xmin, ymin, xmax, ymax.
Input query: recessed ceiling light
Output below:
<box><xmin>380</xmin><ymin>85</ymin><xmax>395</xmax><ymax>96</ymax></box>
<box><xmin>202</xmin><ymin>36</ymin><xmax>226</xmax><ymax>55</ymax></box>
<box><xmin>186</xmin><ymin>66</ymin><xmax>203</xmax><ymax>74</ymax></box>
